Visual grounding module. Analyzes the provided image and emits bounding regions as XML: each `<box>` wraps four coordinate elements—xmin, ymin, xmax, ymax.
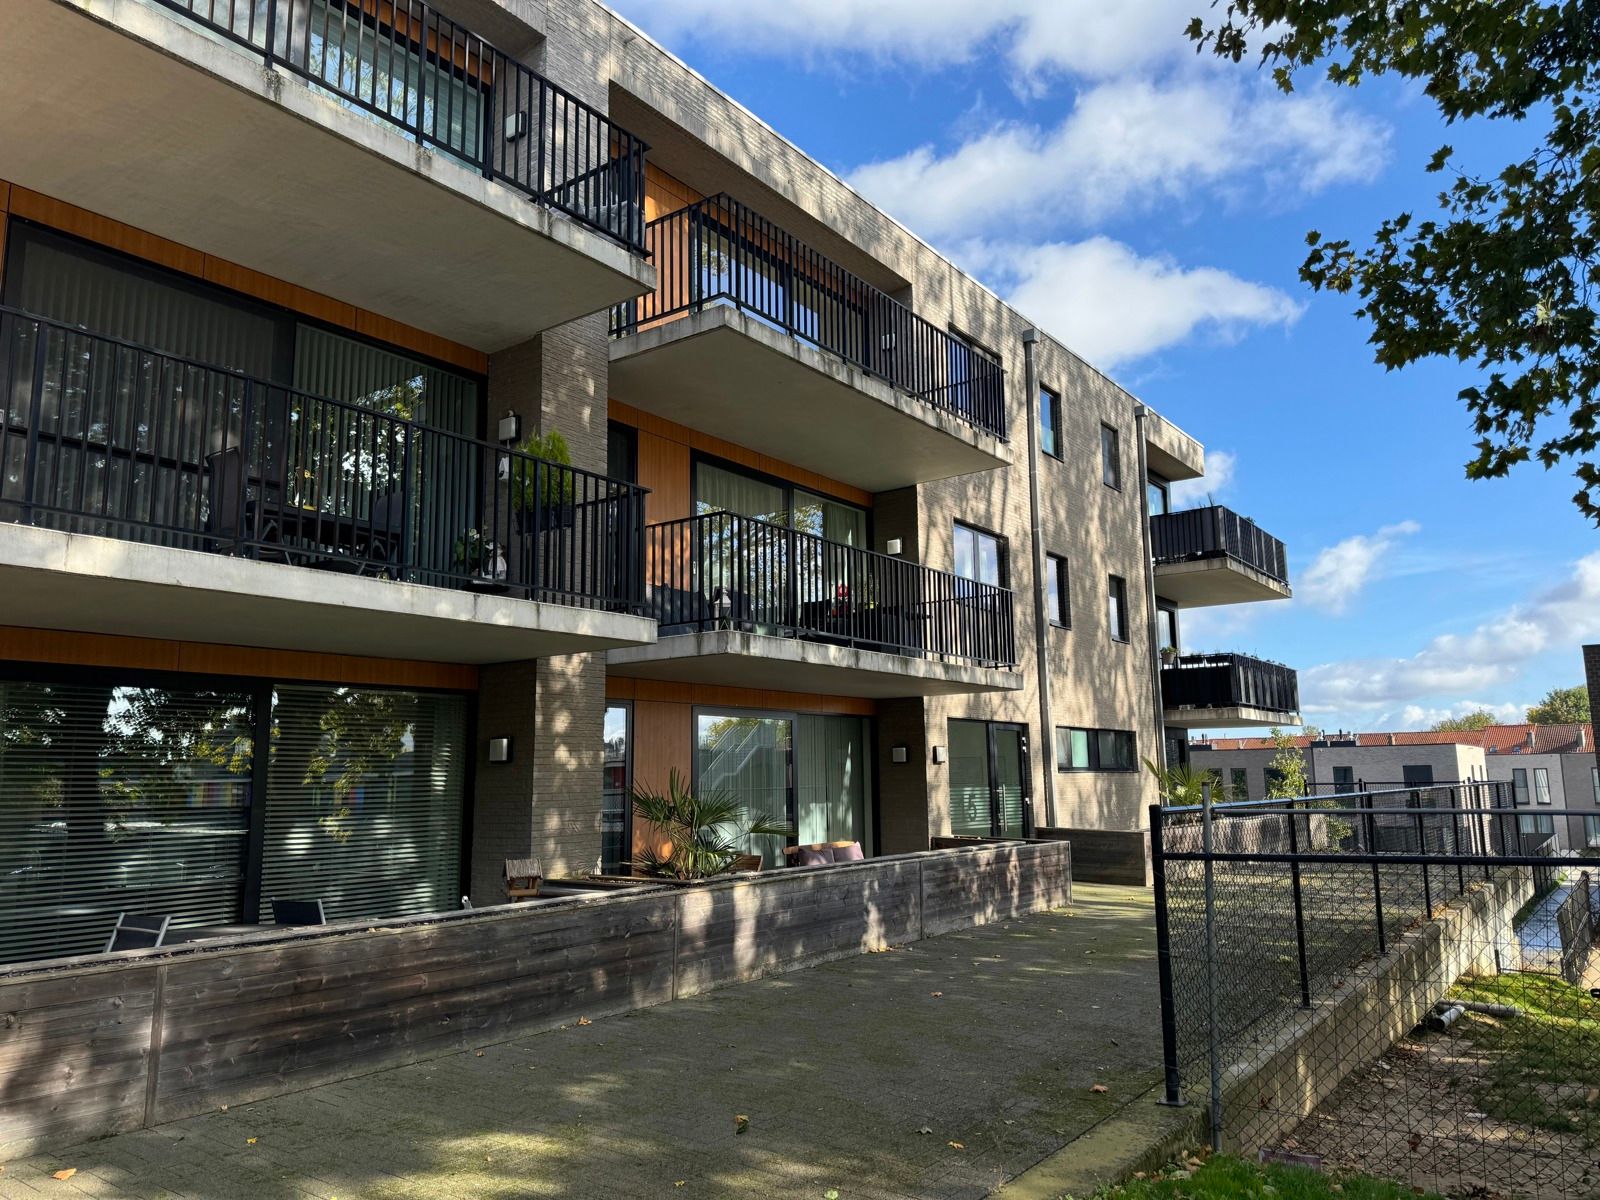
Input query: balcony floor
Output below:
<box><xmin>607</xmin><ymin>630</ymin><xmax>1023</xmax><ymax>698</ymax></box>
<box><xmin>1164</xmin><ymin>706</ymin><xmax>1303</xmax><ymax>730</ymax></box>
<box><xmin>609</xmin><ymin>307</ymin><xmax>1011</xmax><ymax>492</ymax></box>
<box><xmin>1154</xmin><ymin>558</ymin><xmax>1292</xmax><ymax>607</ymax></box>
<box><xmin>0</xmin><ymin>524</ymin><xmax>655</xmax><ymax>664</ymax></box>
<box><xmin>1</xmin><ymin>0</ymin><xmax>652</xmax><ymax>350</ymax></box>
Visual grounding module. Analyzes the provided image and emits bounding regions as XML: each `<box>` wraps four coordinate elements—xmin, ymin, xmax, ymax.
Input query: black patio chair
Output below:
<box><xmin>104</xmin><ymin>912</ymin><xmax>171</xmax><ymax>954</ymax></box>
<box><xmin>270</xmin><ymin>898</ymin><xmax>327</xmax><ymax>926</ymax></box>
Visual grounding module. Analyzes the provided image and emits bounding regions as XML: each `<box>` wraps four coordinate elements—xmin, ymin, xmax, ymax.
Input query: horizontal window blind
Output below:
<box><xmin>0</xmin><ymin>680</ymin><xmax>253</xmax><ymax>964</ymax></box>
<box><xmin>259</xmin><ymin>686</ymin><xmax>467</xmax><ymax>923</ymax></box>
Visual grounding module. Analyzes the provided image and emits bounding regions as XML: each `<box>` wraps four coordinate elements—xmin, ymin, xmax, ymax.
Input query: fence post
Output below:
<box><xmin>1362</xmin><ymin>781</ymin><xmax>1386</xmax><ymax>955</ymax></box>
<box><xmin>1148</xmin><ymin>805</ymin><xmax>1184</xmax><ymax>1107</ymax></box>
<box><xmin>1415</xmin><ymin>806</ymin><xmax>1432</xmax><ymax>918</ymax></box>
<box><xmin>1201</xmin><ymin>781</ymin><xmax>1223</xmax><ymax>1152</ymax></box>
<box><xmin>1450</xmin><ymin>785</ymin><xmax>1465</xmax><ymax>897</ymax></box>
<box><xmin>1285</xmin><ymin>798</ymin><xmax>1311</xmax><ymax>1008</ymax></box>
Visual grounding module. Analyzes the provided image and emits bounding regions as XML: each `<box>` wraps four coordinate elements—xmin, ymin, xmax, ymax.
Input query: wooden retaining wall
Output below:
<box><xmin>0</xmin><ymin>840</ymin><xmax>1070</xmax><ymax>1162</ymax></box>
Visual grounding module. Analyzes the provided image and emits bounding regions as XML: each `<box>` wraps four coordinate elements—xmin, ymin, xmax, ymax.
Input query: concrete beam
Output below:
<box><xmin>0</xmin><ymin>524</ymin><xmax>655</xmax><ymax>664</ymax></box>
<box><xmin>607</xmin><ymin>630</ymin><xmax>1024</xmax><ymax>698</ymax></box>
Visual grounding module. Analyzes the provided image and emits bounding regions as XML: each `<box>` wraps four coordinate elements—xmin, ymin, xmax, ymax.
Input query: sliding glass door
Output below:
<box><xmin>697</xmin><ymin>712</ymin><xmax>792</xmax><ymax>869</ymax></box>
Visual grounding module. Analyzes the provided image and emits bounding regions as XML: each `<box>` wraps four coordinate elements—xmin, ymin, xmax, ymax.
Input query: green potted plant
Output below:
<box><xmin>510</xmin><ymin>429</ymin><xmax>577</xmax><ymax>533</ymax></box>
<box><xmin>452</xmin><ymin>528</ymin><xmax>506</xmax><ymax>590</ymax></box>
<box><xmin>630</xmin><ymin>768</ymin><xmax>794</xmax><ymax>880</ymax></box>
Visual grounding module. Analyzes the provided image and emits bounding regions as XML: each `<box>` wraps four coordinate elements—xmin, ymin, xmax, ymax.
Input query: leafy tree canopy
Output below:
<box><xmin>1190</xmin><ymin>2</ymin><xmax>1600</xmax><ymax>519</ymax></box>
<box><xmin>1526</xmin><ymin>684</ymin><xmax>1591</xmax><ymax>724</ymax></box>
<box><xmin>1431</xmin><ymin>709</ymin><xmax>1498</xmax><ymax>731</ymax></box>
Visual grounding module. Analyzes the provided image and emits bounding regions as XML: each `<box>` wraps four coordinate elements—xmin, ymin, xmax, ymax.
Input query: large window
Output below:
<box><xmin>601</xmin><ymin>704</ymin><xmax>632</xmax><ymax>874</ymax></box>
<box><xmin>1147</xmin><ymin>474</ymin><xmax>1170</xmax><ymax>516</ymax></box>
<box><xmin>1040</xmin><ymin>387</ymin><xmax>1062</xmax><ymax>459</ymax></box>
<box><xmin>1511</xmin><ymin>767</ymin><xmax>1530</xmax><ymax>806</ymax></box>
<box><xmin>1156</xmin><ymin>605</ymin><xmax>1179</xmax><ymax>655</ymax></box>
<box><xmin>954</xmin><ymin>522</ymin><xmax>1006</xmax><ymax>588</ymax></box>
<box><xmin>1108</xmin><ymin>575</ymin><xmax>1130</xmax><ymax>642</ymax></box>
<box><xmin>1046</xmin><ymin>554</ymin><xmax>1071</xmax><ymax>627</ymax></box>
<box><xmin>1586</xmin><ymin>814</ymin><xmax>1600</xmax><ymax>848</ymax></box>
<box><xmin>1055</xmin><ymin>727</ymin><xmax>1136</xmax><ymax>772</ymax></box>
<box><xmin>1230</xmin><ymin>768</ymin><xmax>1250</xmax><ymax>800</ymax></box>
<box><xmin>694</xmin><ymin>458</ymin><xmax>868</xmax><ymax>546</ymax></box>
<box><xmin>0</xmin><ymin>670</ymin><xmax>469</xmax><ymax>963</ymax></box>
<box><xmin>1533</xmin><ymin>766</ymin><xmax>1552</xmax><ymax>804</ymax></box>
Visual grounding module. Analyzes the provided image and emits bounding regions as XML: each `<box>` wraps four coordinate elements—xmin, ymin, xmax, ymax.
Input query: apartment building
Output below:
<box><xmin>1192</xmin><ymin>725</ymin><xmax>1600</xmax><ymax>852</ymax></box>
<box><xmin>0</xmin><ymin>0</ymin><xmax>1296</xmax><ymax>962</ymax></box>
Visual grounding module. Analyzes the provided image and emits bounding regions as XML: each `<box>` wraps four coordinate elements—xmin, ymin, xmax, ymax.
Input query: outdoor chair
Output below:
<box><xmin>104</xmin><ymin>912</ymin><xmax>171</xmax><ymax>954</ymax></box>
<box><xmin>505</xmin><ymin>857</ymin><xmax>543</xmax><ymax>902</ymax></box>
<box><xmin>728</xmin><ymin>853</ymin><xmax>763</xmax><ymax>873</ymax></box>
<box><xmin>270</xmin><ymin>898</ymin><xmax>327</xmax><ymax>925</ymax></box>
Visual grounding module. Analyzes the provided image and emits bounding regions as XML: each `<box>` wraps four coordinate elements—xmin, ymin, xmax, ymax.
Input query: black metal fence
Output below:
<box><xmin>1161</xmin><ymin>651</ymin><xmax>1299</xmax><ymax>715</ymax></box>
<box><xmin>1151</xmin><ymin>504</ymin><xmax>1288</xmax><ymax>584</ymax></box>
<box><xmin>610</xmin><ymin>194</ymin><xmax>1008</xmax><ymax>440</ymax></box>
<box><xmin>644</xmin><ymin>510</ymin><xmax>1017</xmax><ymax>667</ymax></box>
<box><xmin>0</xmin><ymin>306</ymin><xmax>647</xmax><ymax>610</ymax></box>
<box><xmin>151</xmin><ymin>0</ymin><xmax>648</xmax><ymax>250</ymax></box>
<box><xmin>1152</xmin><ymin>786</ymin><xmax>1600</xmax><ymax>1197</ymax></box>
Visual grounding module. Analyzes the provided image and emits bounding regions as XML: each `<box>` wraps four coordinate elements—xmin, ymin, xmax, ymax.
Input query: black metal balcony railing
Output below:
<box><xmin>1161</xmin><ymin>652</ymin><xmax>1299</xmax><ymax>715</ymax></box>
<box><xmin>0</xmin><ymin>307</ymin><xmax>647</xmax><ymax>612</ymax></box>
<box><xmin>610</xmin><ymin>194</ymin><xmax>1009</xmax><ymax>441</ymax></box>
<box><xmin>1150</xmin><ymin>505</ymin><xmax>1288</xmax><ymax>585</ymax></box>
<box><xmin>151</xmin><ymin>0</ymin><xmax>648</xmax><ymax>251</ymax></box>
<box><xmin>645</xmin><ymin>511</ymin><xmax>1017</xmax><ymax>668</ymax></box>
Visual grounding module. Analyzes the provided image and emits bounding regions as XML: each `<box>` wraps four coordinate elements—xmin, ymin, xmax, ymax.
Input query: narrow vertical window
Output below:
<box><xmin>1100</xmin><ymin>424</ymin><xmax>1121</xmax><ymax>489</ymax></box>
<box><xmin>1040</xmin><ymin>387</ymin><xmax>1062</xmax><ymax>460</ymax></box>
<box><xmin>1046</xmin><ymin>554</ymin><xmax>1070</xmax><ymax>626</ymax></box>
<box><xmin>1108</xmin><ymin>575</ymin><xmax>1129</xmax><ymax>642</ymax></box>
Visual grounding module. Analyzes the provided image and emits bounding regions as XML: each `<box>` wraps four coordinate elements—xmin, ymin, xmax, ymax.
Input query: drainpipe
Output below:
<box><xmin>1022</xmin><ymin>327</ymin><xmax>1057</xmax><ymax>829</ymax></box>
<box><xmin>1134</xmin><ymin>404</ymin><xmax>1168</xmax><ymax>775</ymax></box>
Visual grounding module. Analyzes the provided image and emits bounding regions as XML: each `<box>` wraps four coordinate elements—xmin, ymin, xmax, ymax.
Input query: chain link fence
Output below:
<box><xmin>1152</xmin><ymin>785</ymin><xmax>1600</xmax><ymax>1198</ymax></box>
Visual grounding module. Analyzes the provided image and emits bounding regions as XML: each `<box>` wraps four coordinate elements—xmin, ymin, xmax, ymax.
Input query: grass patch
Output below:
<box><xmin>1079</xmin><ymin>1153</ymin><xmax>1442</xmax><ymax>1200</ymax></box>
<box><xmin>1450</xmin><ymin>971</ymin><xmax>1600</xmax><ymax>1146</ymax></box>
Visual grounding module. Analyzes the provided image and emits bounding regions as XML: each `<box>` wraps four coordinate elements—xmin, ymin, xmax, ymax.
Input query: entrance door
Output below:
<box><xmin>949</xmin><ymin>719</ymin><xmax>1032</xmax><ymax>838</ymax></box>
<box><xmin>696</xmin><ymin>712</ymin><xmax>794</xmax><ymax>869</ymax></box>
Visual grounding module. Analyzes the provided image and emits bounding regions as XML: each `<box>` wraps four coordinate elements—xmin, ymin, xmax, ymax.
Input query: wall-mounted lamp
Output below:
<box><xmin>891</xmin><ymin>745</ymin><xmax>909</xmax><ymax>764</ymax></box>
<box><xmin>488</xmin><ymin>737</ymin><xmax>514</xmax><ymax>764</ymax></box>
<box><xmin>931</xmin><ymin>745</ymin><xmax>947</xmax><ymax>764</ymax></box>
<box><xmin>497</xmin><ymin>413</ymin><xmax>521</xmax><ymax>444</ymax></box>
<box><xmin>504</xmin><ymin>112</ymin><xmax>529</xmax><ymax>142</ymax></box>
<box><xmin>885</xmin><ymin>538</ymin><xmax>903</xmax><ymax>556</ymax></box>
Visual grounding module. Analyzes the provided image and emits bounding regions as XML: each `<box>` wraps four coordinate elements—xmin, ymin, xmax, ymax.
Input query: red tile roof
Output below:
<box><xmin>1196</xmin><ymin>723</ymin><xmax>1593</xmax><ymax>755</ymax></box>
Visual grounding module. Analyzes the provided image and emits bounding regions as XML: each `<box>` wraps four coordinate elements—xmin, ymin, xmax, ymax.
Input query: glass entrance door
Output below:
<box><xmin>949</xmin><ymin>719</ymin><xmax>1032</xmax><ymax>838</ymax></box>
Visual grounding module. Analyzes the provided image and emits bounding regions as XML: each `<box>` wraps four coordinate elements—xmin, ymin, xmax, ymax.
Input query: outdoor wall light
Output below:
<box><xmin>931</xmin><ymin>745</ymin><xmax>947</xmax><ymax>764</ymax></box>
<box><xmin>504</xmin><ymin>111</ymin><xmax>529</xmax><ymax>142</ymax></box>
<box><xmin>488</xmin><ymin>737</ymin><xmax>513</xmax><ymax>764</ymax></box>
<box><xmin>497</xmin><ymin>413</ymin><xmax>521</xmax><ymax>444</ymax></box>
<box><xmin>885</xmin><ymin>538</ymin><xmax>903</xmax><ymax>556</ymax></box>
<box><xmin>891</xmin><ymin>745</ymin><xmax>909</xmax><ymax>764</ymax></box>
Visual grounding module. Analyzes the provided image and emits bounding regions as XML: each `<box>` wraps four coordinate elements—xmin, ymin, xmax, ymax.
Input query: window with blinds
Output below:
<box><xmin>0</xmin><ymin>679</ymin><xmax>254</xmax><ymax>964</ymax></box>
<box><xmin>258</xmin><ymin>686</ymin><xmax>467</xmax><ymax>923</ymax></box>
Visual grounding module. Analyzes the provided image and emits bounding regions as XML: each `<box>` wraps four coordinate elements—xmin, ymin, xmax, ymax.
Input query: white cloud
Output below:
<box><xmin>1301</xmin><ymin>551</ymin><xmax>1600</xmax><ymax>713</ymax></box>
<box><xmin>615</xmin><ymin>0</ymin><xmax>1203</xmax><ymax>81</ymax></box>
<box><xmin>1171</xmin><ymin>450</ymin><xmax>1235</xmax><ymax>508</ymax></box>
<box><xmin>1299</xmin><ymin>521</ymin><xmax>1421</xmax><ymax>616</ymax></box>
<box><xmin>847</xmin><ymin>77</ymin><xmax>1388</xmax><ymax>240</ymax></box>
<box><xmin>1394</xmin><ymin>702</ymin><xmax>1526</xmax><ymax>728</ymax></box>
<box><xmin>962</xmin><ymin>238</ymin><xmax>1302</xmax><ymax>370</ymax></box>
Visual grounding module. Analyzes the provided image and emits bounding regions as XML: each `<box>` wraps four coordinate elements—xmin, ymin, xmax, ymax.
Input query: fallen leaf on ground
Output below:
<box><xmin>947</xmin><ymin>1141</ymin><xmax>965</xmax><ymax>1151</ymax></box>
<box><xmin>53</xmin><ymin>1169</ymin><xmax>77</xmax><ymax>1181</ymax></box>
<box><xmin>930</xmin><ymin>991</ymin><xmax>943</xmax><ymax>998</ymax></box>
<box><xmin>826</xmin><ymin>1191</ymin><xmax>840</xmax><ymax>1199</ymax></box>
<box><xmin>1089</xmin><ymin>1084</ymin><xmax>1108</xmax><ymax>1094</ymax></box>
<box><xmin>916</xmin><ymin>1127</ymin><xmax>933</xmax><ymax>1135</ymax></box>
<box><xmin>734</xmin><ymin>1114</ymin><xmax>750</xmax><ymax>1135</ymax></box>
<box><xmin>577</xmin><ymin>1017</ymin><xmax>592</xmax><ymax>1026</ymax></box>
<box><xmin>674</xmin><ymin>1183</ymin><xmax>685</xmax><ymax>1189</ymax></box>
<box><xmin>246</xmin><ymin>1137</ymin><xmax>258</xmax><ymax>1146</ymax></box>
<box><xmin>474</xmin><ymin>1050</ymin><xmax>485</xmax><ymax>1057</ymax></box>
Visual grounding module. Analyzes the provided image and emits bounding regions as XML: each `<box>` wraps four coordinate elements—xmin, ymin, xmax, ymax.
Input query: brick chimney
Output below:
<box><xmin>1526</xmin><ymin>728</ymin><xmax>1537</xmax><ymax>751</ymax></box>
<box><xmin>1387</xmin><ymin>732</ymin><xmax>1396</xmax><ymax>747</ymax></box>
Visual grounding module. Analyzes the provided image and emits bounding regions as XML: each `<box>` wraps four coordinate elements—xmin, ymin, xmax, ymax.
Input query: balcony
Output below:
<box><xmin>1151</xmin><ymin>506</ymin><xmax>1291</xmax><ymax>606</ymax></box>
<box><xmin>0</xmin><ymin>307</ymin><xmax>655</xmax><ymax>662</ymax></box>
<box><xmin>1161</xmin><ymin>652</ymin><xmax>1300</xmax><ymax>728</ymax></box>
<box><xmin>606</xmin><ymin>511</ymin><xmax>1023</xmax><ymax>698</ymax></box>
<box><xmin>0</xmin><ymin>0</ymin><xmax>654</xmax><ymax>349</ymax></box>
<box><xmin>607</xmin><ymin>195</ymin><xmax>1010</xmax><ymax>492</ymax></box>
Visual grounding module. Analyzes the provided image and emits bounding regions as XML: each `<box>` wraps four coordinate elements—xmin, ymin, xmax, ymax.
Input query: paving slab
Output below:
<box><xmin>0</xmin><ymin>885</ymin><xmax>1166</xmax><ymax>1200</ymax></box>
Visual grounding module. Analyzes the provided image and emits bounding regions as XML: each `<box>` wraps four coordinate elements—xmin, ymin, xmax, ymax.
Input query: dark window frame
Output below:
<box><xmin>1108</xmin><ymin>574</ymin><xmax>1130</xmax><ymax>643</ymax></box>
<box><xmin>954</xmin><ymin>519</ymin><xmax>1008</xmax><ymax>589</ymax></box>
<box><xmin>1100</xmin><ymin>423</ymin><xmax>1122</xmax><ymax>490</ymax></box>
<box><xmin>1046</xmin><ymin>553</ymin><xmax>1071</xmax><ymax>627</ymax></box>
<box><xmin>1054</xmin><ymin>725</ymin><xmax>1137</xmax><ymax>773</ymax></box>
<box><xmin>1040</xmin><ymin>386</ymin><xmax>1063</xmax><ymax>461</ymax></box>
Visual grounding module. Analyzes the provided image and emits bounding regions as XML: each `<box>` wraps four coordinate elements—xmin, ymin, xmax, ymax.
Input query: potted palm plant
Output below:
<box><xmin>510</xmin><ymin>429</ymin><xmax>577</xmax><ymax>533</ymax></box>
<box><xmin>630</xmin><ymin>768</ymin><xmax>794</xmax><ymax>880</ymax></box>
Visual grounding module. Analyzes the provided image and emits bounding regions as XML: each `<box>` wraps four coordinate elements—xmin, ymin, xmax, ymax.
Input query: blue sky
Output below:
<box><xmin>607</xmin><ymin>0</ymin><xmax>1599</xmax><ymax>733</ymax></box>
